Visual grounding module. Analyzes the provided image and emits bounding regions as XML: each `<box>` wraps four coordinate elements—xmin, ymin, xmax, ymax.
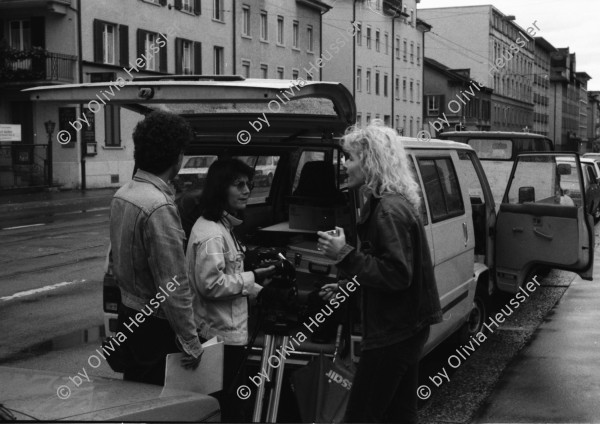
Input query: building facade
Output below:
<box><xmin>588</xmin><ymin>91</ymin><xmax>600</xmax><ymax>151</ymax></box>
<box><xmin>532</xmin><ymin>37</ymin><xmax>555</xmax><ymax>137</ymax></box>
<box><xmin>322</xmin><ymin>0</ymin><xmax>426</xmax><ymax>136</ymax></box>
<box><xmin>0</xmin><ymin>0</ymin><xmax>327</xmax><ymax>190</ymax></box>
<box><xmin>423</xmin><ymin>57</ymin><xmax>492</xmax><ymax>135</ymax></box>
<box><xmin>419</xmin><ymin>5</ymin><xmax>536</xmax><ymax>132</ymax></box>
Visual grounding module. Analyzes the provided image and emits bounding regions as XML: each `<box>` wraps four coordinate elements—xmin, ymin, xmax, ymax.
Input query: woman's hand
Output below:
<box><xmin>316</xmin><ymin>227</ymin><xmax>346</xmax><ymax>260</ymax></box>
<box><xmin>180</xmin><ymin>348</ymin><xmax>204</xmax><ymax>370</ymax></box>
<box><xmin>253</xmin><ymin>265</ymin><xmax>276</xmax><ymax>284</ymax></box>
<box><xmin>319</xmin><ymin>282</ymin><xmax>341</xmax><ymax>301</ymax></box>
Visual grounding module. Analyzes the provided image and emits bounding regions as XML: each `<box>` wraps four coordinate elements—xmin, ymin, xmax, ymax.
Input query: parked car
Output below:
<box><xmin>25</xmin><ymin>77</ymin><xmax>595</xmax><ymax>420</ymax></box>
<box><xmin>438</xmin><ymin>131</ymin><xmax>554</xmax><ymax>206</ymax></box>
<box><xmin>557</xmin><ymin>156</ymin><xmax>600</xmax><ymax>221</ymax></box>
<box><xmin>173</xmin><ymin>155</ymin><xmax>218</xmax><ymax>192</ymax></box>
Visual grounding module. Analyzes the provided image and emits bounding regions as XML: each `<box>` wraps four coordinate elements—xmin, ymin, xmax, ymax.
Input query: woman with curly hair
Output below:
<box><xmin>318</xmin><ymin>120</ymin><xmax>443</xmax><ymax>423</ymax></box>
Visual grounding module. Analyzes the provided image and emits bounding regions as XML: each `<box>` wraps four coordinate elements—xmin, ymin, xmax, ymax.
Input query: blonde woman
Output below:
<box><xmin>318</xmin><ymin>120</ymin><xmax>443</xmax><ymax>423</ymax></box>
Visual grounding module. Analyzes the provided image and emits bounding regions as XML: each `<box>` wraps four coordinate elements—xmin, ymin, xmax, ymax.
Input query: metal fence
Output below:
<box><xmin>0</xmin><ymin>144</ymin><xmax>48</xmax><ymax>190</ymax></box>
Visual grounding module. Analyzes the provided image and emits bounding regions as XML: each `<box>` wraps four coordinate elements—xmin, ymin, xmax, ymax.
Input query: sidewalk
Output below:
<box><xmin>474</xmin><ymin>248</ymin><xmax>600</xmax><ymax>422</ymax></box>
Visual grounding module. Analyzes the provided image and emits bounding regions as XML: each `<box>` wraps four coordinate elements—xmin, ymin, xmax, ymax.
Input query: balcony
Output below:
<box><xmin>0</xmin><ymin>0</ymin><xmax>72</xmax><ymax>15</ymax></box>
<box><xmin>0</xmin><ymin>48</ymin><xmax>77</xmax><ymax>85</ymax></box>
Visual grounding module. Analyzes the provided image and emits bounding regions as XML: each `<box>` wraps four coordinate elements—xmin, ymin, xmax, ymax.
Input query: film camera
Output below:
<box><xmin>244</xmin><ymin>247</ymin><xmax>298</xmax><ymax>335</ymax></box>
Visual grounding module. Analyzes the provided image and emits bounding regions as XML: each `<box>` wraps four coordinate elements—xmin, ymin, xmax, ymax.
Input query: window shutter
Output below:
<box><xmin>194</xmin><ymin>0</ymin><xmax>201</xmax><ymax>15</ymax></box>
<box><xmin>159</xmin><ymin>37</ymin><xmax>167</xmax><ymax>72</ymax></box>
<box><xmin>175</xmin><ymin>38</ymin><xmax>183</xmax><ymax>74</ymax></box>
<box><xmin>30</xmin><ymin>17</ymin><xmax>45</xmax><ymax>48</ymax></box>
<box><xmin>193</xmin><ymin>42</ymin><xmax>202</xmax><ymax>74</ymax></box>
<box><xmin>119</xmin><ymin>25</ymin><xmax>129</xmax><ymax>66</ymax></box>
<box><xmin>439</xmin><ymin>95</ymin><xmax>446</xmax><ymax>114</ymax></box>
<box><xmin>93</xmin><ymin>20</ymin><xmax>103</xmax><ymax>63</ymax></box>
<box><xmin>174</xmin><ymin>0</ymin><xmax>182</xmax><ymax>10</ymax></box>
<box><xmin>137</xmin><ymin>29</ymin><xmax>145</xmax><ymax>62</ymax></box>
<box><xmin>159</xmin><ymin>0</ymin><xmax>167</xmax><ymax>5</ymax></box>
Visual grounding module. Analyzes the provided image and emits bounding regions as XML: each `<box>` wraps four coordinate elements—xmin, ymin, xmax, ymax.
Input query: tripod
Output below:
<box><xmin>252</xmin><ymin>332</ymin><xmax>290</xmax><ymax>423</ymax></box>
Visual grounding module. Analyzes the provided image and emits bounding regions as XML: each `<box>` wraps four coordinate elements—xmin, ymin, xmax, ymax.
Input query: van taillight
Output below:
<box><xmin>103</xmin><ymin>273</ymin><xmax>121</xmax><ymax>313</ymax></box>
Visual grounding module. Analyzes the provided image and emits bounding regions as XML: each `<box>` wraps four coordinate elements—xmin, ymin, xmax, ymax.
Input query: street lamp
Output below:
<box><xmin>44</xmin><ymin>120</ymin><xmax>55</xmax><ymax>187</ymax></box>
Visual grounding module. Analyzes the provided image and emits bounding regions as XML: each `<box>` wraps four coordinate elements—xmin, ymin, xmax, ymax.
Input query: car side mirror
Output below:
<box><xmin>518</xmin><ymin>186</ymin><xmax>535</xmax><ymax>203</ymax></box>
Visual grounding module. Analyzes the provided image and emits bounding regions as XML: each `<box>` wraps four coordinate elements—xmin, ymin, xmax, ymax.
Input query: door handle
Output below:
<box><xmin>462</xmin><ymin>222</ymin><xmax>468</xmax><ymax>247</ymax></box>
<box><xmin>533</xmin><ymin>228</ymin><xmax>553</xmax><ymax>241</ymax></box>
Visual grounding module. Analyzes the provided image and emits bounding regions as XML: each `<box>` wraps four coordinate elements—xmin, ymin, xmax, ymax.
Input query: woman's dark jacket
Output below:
<box><xmin>336</xmin><ymin>191</ymin><xmax>443</xmax><ymax>351</ymax></box>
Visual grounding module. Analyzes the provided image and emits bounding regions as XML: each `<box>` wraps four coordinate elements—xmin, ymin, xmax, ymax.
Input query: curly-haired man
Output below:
<box><xmin>109</xmin><ymin>111</ymin><xmax>203</xmax><ymax>384</ymax></box>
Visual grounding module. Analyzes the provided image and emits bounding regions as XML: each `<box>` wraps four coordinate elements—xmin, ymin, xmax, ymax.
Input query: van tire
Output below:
<box><xmin>457</xmin><ymin>283</ymin><xmax>489</xmax><ymax>345</ymax></box>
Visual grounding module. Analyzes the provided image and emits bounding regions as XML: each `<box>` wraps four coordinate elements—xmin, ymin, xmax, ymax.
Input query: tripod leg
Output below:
<box><xmin>266</xmin><ymin>335</ymin><xmax>289</xmax><ymax>423</ymax></box>
<box><xmin>253</xmin><ymin>334</ymin><xmax>275</xmax><ymax>423</ymax></box>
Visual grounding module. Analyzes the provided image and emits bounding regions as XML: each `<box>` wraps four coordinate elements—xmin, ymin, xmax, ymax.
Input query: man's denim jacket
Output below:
<box><xmin>110</xmin><ymin>169</ymin><xmax>203</xmax><ymax>358</ymax></box>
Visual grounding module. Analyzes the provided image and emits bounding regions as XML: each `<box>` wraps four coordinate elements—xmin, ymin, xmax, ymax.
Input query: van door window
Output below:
<box><xmin>407</xmin><ymin>156</ymin><xmax>428</xmax><ymax>225</ymax></box>
<box><xmin>418</xmin><ymin>157</ymin><xmax>465</xmax><ymax>223</ymax></box>
<box><xmin>234</xmin><ymin>155</ymin><xmax>280</xmax><ymax>205</ymax></box>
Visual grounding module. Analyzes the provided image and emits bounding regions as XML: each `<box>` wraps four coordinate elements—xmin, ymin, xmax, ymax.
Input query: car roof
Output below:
<box><xmin>439</xmin><ymin>131</ymin><xmax>550</xmax><ymax>139</ymax></box>
<box><xmin>399</xmin><ymin>137</ymin><xmax>473</xmax><ymax>151</ymax></box>
<box><xmin>0</xmin><ymin>366</ymin><xmax>219</xmax><ymax>421</ymax></box>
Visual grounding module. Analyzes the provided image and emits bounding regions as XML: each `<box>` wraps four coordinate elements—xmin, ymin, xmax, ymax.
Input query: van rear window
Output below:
<box><xmin>467</xmin><ymin>139</ymin><xmax>513</xmax><ymax>160</ymax></box>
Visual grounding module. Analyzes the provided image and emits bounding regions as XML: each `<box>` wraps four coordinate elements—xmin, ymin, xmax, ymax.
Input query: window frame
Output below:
<box><xmin>417</xmin><ymin>156</ymin><xmax>466</xmax><ymax>223</ymax></box>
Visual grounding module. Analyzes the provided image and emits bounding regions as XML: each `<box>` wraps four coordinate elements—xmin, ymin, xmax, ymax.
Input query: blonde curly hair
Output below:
<box><xmin>341</xmin><ymin>119</ymin><xmax>421</xmax><ymax>212</ymax></box>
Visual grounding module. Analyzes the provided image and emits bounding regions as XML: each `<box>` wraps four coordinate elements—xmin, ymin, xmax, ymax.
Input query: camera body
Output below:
<box><xmin>245</xmin><ymin>247</ymin><xmax>298</xmax><ymax>335</ymax></box>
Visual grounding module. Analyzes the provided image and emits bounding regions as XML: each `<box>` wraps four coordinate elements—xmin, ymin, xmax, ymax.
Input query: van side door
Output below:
<box><xmin>495</xmin><ymin>153</ymin><xmax>594</xmax><ymax>293</ymax></box>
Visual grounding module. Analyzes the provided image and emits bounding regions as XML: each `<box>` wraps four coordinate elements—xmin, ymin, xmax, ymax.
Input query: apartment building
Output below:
<box><xmin>532</xmin><ymin>37</ymin><xmax>555</xmax><ymax>137</ymax></box>
<box><xmin>423</xmin><ymin>57</ymin><xmax>492</xmax><ymax>134</ymax></box>
<box><xmin>419</xmin><ymin>5</ymin><xmax>536</xmax><ymax>132</ymax></box>
<box><xmin>0</xmin><ymin>0</ymin><xmax>327</xmax><ymax>190</ymax></box>
<box><xmin>322</xmin><ymin>0</ymin><xmax>426</xmax><ymax>136</ymax></box>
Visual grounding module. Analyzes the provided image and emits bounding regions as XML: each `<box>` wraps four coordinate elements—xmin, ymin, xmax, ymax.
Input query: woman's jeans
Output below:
<box><xmin>345</xmin><ymin>326</ymin><xmax>430</xmax><ymax>423</ymax></box>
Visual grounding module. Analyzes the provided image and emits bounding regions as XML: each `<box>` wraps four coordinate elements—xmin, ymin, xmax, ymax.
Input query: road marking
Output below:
<box><xmin>2</xmin><ymin>223</ymin><xmax>46</xmax><ymax>230</ymax></box>
<box><xmin>0</xmin><ymin>279</ymin><xmax>88</xmax><ymax>302</ymax></box>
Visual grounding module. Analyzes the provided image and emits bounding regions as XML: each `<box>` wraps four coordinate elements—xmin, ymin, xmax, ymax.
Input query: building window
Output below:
<box><xmin>260</xmin><ymin>11</ymin><xmax>268</xmax><ymax>41</ymax></box>
<box><xmin>410</xmin><ymin>42</ymin><xmax>414</xmax><ymax>63</ymax></box>
<box><xmin>9</xmin><ymin>20</ymin><xmax>32</xmax><ymax>50</ymax></box>
<box><xmin>214</xmin><ymin>46</ymin><xmax>224</xmax><ymax>74</ymax></box>
<box><xmin>375</xmin><ymin>71</ymin><xmax>380</xmax><ymax>95</ymax></box>
<box><xmin>181</xmin><ymin>39</ymin><xmax>192</xmax><ymax>74</ymax></box>
<box><xmin>95</xmin><ymin>20</ymin><xmax>128</xmax><ymax>66</ymax></box>
<box><xmin>242</xmin><ymin>60</ymin><xmax>250</xmax><ymax>77</ymax></box>
<box><xmin>385</xmin><ymin>32</ymin><xmax>389</xmax><ymax>55</ymax></box>
<box><xmin>395</xmin><ymin>115</ymin><xmax>400</xmax><ymax>130</ymax></box>
<box><xmin>366</xmin><ymin>26</ymin><xmax>371</xmax><ymax>49</ymax></box>
<box><xmin>292</xmin><ymin>69</ymin><xmax>299</xmax><ymax>80</ymax></box>
<box><xmin>292</xmin><ymin>21</ymin><xmax>299</xmax><ymax>48</ymax></box>
<box><xmin>103</xmin><ymin>23</ymin><xmax>116</xmax><ymax>65</ymax></box>
<box><xmin>104</xmin><ymin>105</ymin><xmax>121</xmax><ymax>147</ymax></box>
<box><xmin>260</xmin><ymin>64</ymin><xmax>268</xmax><ymax>78</ymax></box>
<box><xmin>182</xmin><ymin>0</ymin><xmax>193</xmax><ymax>13</ymax></box>
<box><xmin>277</xmin><ymin>16</ymin><xmax>284</xmax><ymax>45</ymax></box>
<box><xmin>213</xmin><ymin>0</ymin><xmax>223</xmax><ymax>21</ymax></box>
<box><xmin>356</xmin><ymin>113</ymin><xmax>362</xmax><ymax>125</ymax></box>
<box><xmin>410</xmin><ymin>10</ymin><xmax>414</xmax><ymax>26</ymax></box>
<box><xmin>416</xmin><ymin>81</ymin><xmax>420</xmax><ymax>103</ymax></box>
<box><xmin>277</xmin><ymin>66</ymin><xmax>284</xmax><ymax>79</ymax></box>
<box><xmin>356</xmin><ymin>23</ymin><xmax>362</xmax><ymax>46</ymax></box>
<box><xmin>242</xmin><ymin>5</ymin><xmax>251</xmax><ymax>37</ymax></box>
<box><xmin>366</xmin><ymin>113</ymin><xmax>371</xmax><ymax>123</ymax></box>
<box><xmin>136</xmin><ymin>29</ymin><xmax>166</xmax><ymax>71</ymax></box>
<box><xmin>410</xmin><ymin>117</ymin><xmax>413</xmax><ymax>136</ymax></box>
<box><xmin>417</xmin><ymin>44</ymin><xmax>421</xmax><ymax>65</ymax></box>
<box><xmin>403</xmin><ymin>39</ymin><xmax>407</xmax><ymax>61</ymax></box>
<box><xmin>366</xmin><ymin>69</ymin><xmax>371</xmax><ymax>94</ymax></box>
<box><xmin>306</xmin><ymin>72</ymin><xmax>313</xmax><ymax>81</ymax></box>
<box><xmin>410</xmin><ymin>80</ymin><xmax>414</xmax><ymax>102</ymax></box>
<box><xmin>307</xmin><ymin>25</ymin><xmax>314</xmax><ymax>52</ymax></box>
<box><xmin>395</xmin><ymin>76</ymin><xmax>400</xmax><ymax>99</ymax></box>
<box><xmin>384</xmin><ymin>74</ymin><xmax>388</xmax><ymax>97</ymax></box>
<box><xmin>375</xmin><ymin>29</ymin><xmax>380</xmax><ymax>52</ymax></box>
<box><xmin>356</xmin><ymin>67</ymin><xmax>362</xmax><ymax>92</ymax></box>
<box><xmin>395</xmin><ymin>37</ymin><xmax>400</xmax><ymax>59</ymax></box>
<box><xmin>402</xmin><ymin>78</ymin><xmax>407</xmax><ymax>100</ymax></box>
<box><xmin>403</xmin><ymin>116</ymin><xmax>407</xmax><ymax>133</ymax></box>
<box><xmin>427</xmin><ymin>95</ymin><xmax>440</xmax><ymax>116</ymax></box>
<box><xmin>144</xmin><ymin>32</ymin><xmax>157</xmax><ymax>71</ymax></box>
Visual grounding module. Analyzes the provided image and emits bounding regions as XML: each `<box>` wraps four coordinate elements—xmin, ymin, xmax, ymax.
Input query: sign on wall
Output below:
<box><xmin>0</xmin><ymin>125</ymin><xmax>22</xmax><ymax>143</ymax></box>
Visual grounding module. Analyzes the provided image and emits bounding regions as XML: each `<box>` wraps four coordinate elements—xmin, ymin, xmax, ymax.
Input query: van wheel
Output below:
<box><xmin>457</xmin><ymin>285</ymin><xmax>489</xmax><ymax>345</ymax></box>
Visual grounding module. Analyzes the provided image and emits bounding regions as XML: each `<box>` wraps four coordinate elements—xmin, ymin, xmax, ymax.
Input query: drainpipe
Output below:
<box><xmin>232</xmin><ymin>0</ymin><xmax>236</xmax><ymax>75</ymax></box>
<box><xmin>77</xmin><ymin>0</ymin><xmax>86</xmax><ymax>190</ymax></box>
<box><xmin>352</xmin><ymin>1</ymin><xmax>356</xmax><ymax>101</ymax></box>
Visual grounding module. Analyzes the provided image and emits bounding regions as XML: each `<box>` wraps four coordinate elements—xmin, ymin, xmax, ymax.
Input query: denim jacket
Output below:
<box><xmin>336</xmin><ymin>192</ymin><xmax>443</xmax><ymax>350</ymax></box>
<box><xmin>186</xmin><ymin>212</ymin><xmax>263</xmax><ymax>346</ymax></box>
<box><xmin>110</xmin><ymin>170</ymin><xmax>203</xmax><ymax>358</ymax></box>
